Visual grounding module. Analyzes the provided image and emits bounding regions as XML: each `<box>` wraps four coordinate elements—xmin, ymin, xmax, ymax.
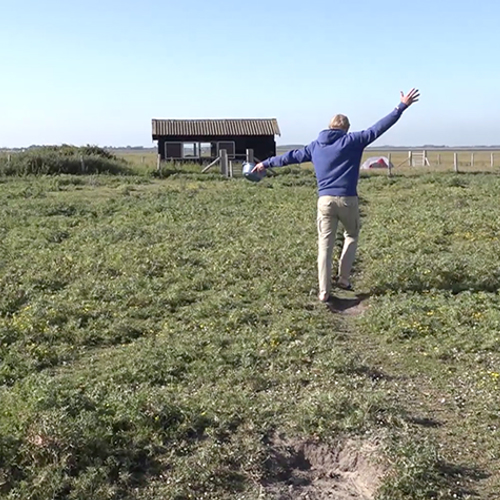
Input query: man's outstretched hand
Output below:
<box><xmin>252</xmin><ymin>162</ymin><xmax>266</xmax><ymax>173</ymax></box>
<box><xmin>400</xmin><ymin>88</ymin><xmax>420</xmax><ymax>107</ymax></box>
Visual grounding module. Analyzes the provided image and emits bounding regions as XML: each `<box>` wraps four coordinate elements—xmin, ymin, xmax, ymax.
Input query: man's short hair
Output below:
<box><xmin>329</xmin><ymin>114</ymin><xmax>350</xmax><ymax>132</ymax></box>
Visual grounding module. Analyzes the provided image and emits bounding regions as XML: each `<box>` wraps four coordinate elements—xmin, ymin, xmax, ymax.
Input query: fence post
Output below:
<box><xmin>220</xmin><ymin>149</ymin><xmax>229</xmax><ymax>177</ymax></box>
<box><xmin>246</xmin><ymin>149</ymin><xmax>254</xmax><ymax>164</ymax></box>
<box><xmin>437</xmin><ymin>153</ymin><xmax>441</xmax><ymax>165</ymax></box>
<box><xmin>388</xmin><ymin>153</ymin><xmax>393</xmax><ymax>177</ymax></box>
<box><xmin>471</xmin><ymin>152</ymin><xmax>475</xmax><ymax>168</ymax></box>
<box><xmin>157</xmin><ymin>154</ymin><xmax>161</xmax><ymax>171</ymax></box>
<box><xmin>408</xmin><ymin>150</ymin><xmax>413</xmax><ymax>167</ymax></box>
<box><xmin>80</xmin><ymin>156</ymin><xmax>86</xmax><ymax>174</ymax></box>
<box><xmin>454</xmin><ymin>153</ymin><xmax>458</xmax><ymax>173</ymax></box>
<box><xmin>492</xmin><ymin>153</ymin><xmax>495</xmax><ymax>168</ymax></box>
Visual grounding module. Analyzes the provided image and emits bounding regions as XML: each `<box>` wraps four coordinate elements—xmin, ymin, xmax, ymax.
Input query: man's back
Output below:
<box><xmin>309</xmin><ymin>129</ymin><xmax>365</xmax><ymax>197</ymax></box>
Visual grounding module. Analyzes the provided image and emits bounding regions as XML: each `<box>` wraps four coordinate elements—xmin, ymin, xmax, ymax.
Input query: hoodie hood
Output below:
<box><xmin>317</xmin><ymin>129</ymin><xmax>347</xmax><ymax>145</ymax></box>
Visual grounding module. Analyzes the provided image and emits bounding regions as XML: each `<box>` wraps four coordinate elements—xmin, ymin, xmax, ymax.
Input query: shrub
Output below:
<box><xmin>0</xmin><ymin>146</ymin><xmax>131</xmax><ymax>176</ymax></box>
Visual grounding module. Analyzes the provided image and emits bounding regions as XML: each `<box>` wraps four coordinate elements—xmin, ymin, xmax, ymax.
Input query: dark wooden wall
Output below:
<box><xmin>156</xmin><ymin>135</ymin><xmax>277</xmax><ymax>162</ymax></box>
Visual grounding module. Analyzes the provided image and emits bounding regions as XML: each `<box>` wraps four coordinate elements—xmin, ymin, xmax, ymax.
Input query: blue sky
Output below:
<box><xmin>1</xmin><ymin>0</ymin><xmax>498</xmax><ymax>148</ymax></box>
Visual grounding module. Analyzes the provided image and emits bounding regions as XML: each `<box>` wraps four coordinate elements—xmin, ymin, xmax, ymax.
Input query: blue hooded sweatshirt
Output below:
<box><xmin>262</xmin><ymin>102</ymin><xmax>408</xmax><ymax>197</ymax></box>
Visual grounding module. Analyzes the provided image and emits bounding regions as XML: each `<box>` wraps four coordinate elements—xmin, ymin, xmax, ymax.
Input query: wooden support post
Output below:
<box><xmin>423</xmin><ymin>150</ymin><xmax>427</xmax><ymax>167</ymax></box>
<box><xmin>229</xmin><ymin>161</ymin><xmax>233</xmax><ymax>178</ymax></box>
<box><xmin>220</xmin><ymin>149</ymin><xmax>229</xmax><ymax>177</ymax></box>
<box><xmin>454</xmin><ymin>152</ymin><xmax>458</xmax><ymax>173</ymax></box>
<box><xmin>80</xmin><ymin>156</ymin><xmax>86</xmax><ymax>174</ymax></box>
<box><xmin>157</xmin><ymin>154</ymin><xmax>161</xmax><ymax>171</ymax></box>
<box><xmin>388</xmin><ymin>153</ymin><xmax>393</xmax><ymax>177</ymax></box>
<box><xmin>491</xmin><ymin>153</ymin><xmax>495</xmax><ymax>168</ymax></box>
<box><xmin>471</xmin><ymin>152</ymin><xmax>475</xmax><ymax>168</ymax></box>
<box><xmin>202</xmin><ymin>156</ymin><xmax>220</xmax><ymax>173</ymax></box>
<box><xmin>246</xmin><ymin>149</ymin><xmax>254</xmax><ymax>164</ymax></box>
<box><xmin>437</xmin><ymin>153</ymin><xmax>441</xmax><ymax>165</ymax></box>
<box><xmin>408</xmin><ymin>150</ymin><xmax>413</xmax><ymax>167</ymax></box>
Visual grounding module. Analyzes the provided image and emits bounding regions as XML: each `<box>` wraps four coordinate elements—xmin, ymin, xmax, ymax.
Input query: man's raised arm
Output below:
<box><xmin>350</xmin><ymin>88</ymin><xmax>420</xmax><ymax>147</ymax></box>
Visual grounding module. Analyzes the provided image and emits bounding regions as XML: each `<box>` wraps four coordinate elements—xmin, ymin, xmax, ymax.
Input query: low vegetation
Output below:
<box><xmin>0</xmin><ymin>165</ymin><xmax>498</xmax><ymax>499</ymax></box>
<box><xmin>0</xmin><ymin>146</ymin><xmax>131</xmax><ymax>176</ymax></box>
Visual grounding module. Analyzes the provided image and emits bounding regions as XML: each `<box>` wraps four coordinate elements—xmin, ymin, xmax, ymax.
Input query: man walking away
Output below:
<box><xmin>253</xmin><ymin>89</ymin><xmax>420</xmax><ymax>302</ymax></box>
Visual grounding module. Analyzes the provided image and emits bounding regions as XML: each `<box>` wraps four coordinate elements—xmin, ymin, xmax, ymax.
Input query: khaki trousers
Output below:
<box><xmin>317</xmin><ymin>195</ymin><xmax>360</xmax><ymax>297</ymax></box>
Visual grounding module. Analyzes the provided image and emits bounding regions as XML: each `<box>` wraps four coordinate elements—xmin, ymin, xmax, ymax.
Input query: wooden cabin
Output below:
<box><xmin>152</xmin><ymin>118</ymin><xmax>281</xmax><ymax>163</ymax></box>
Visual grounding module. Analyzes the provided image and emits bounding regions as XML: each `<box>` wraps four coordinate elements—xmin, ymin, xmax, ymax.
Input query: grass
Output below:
<box><xmin>355</xmin><ymin>171</ymin><xmax>500</xmax><ymax>498</ymax></box>
<box><xmin>0</xmin><ymin>166</ymin><xmax>499</xmax><ymax>498</ymax></box>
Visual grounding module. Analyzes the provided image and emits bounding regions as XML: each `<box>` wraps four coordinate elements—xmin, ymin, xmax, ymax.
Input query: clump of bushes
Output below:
<box><xmin>0</xmin><ymin>145</ymin><xmax>131</xmax><ymax>176</ymax></box>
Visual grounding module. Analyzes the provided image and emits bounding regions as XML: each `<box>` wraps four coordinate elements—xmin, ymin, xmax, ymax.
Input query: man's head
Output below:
<box><xmin>329</xmin><ymin>114</ymin><xmax>350</xmax><ymax>132</ymax></box>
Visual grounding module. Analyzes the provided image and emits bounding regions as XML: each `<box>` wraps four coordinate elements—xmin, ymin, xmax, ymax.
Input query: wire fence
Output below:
<box><xmin>362</xmin><ymin>149</ymin><xmax>500</xmax><ymax>174</ymax></box>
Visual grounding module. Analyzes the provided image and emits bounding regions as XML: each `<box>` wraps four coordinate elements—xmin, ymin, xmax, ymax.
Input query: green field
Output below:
<box><xmin>1</xmin><ymin>165</ymin><xmax>499</xmax><ymax>499</ymax></box>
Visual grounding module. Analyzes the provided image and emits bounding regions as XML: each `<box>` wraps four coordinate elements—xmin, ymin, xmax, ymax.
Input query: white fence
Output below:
<box><xmin>368</xmin><ymin>149</ymin><xmax>499</xmax><ymax>173</ymax></box>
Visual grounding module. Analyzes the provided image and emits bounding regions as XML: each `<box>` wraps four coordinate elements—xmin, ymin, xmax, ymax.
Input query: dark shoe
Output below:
<box><xmin>336</xmin><ymin>279</ymin><xmax>353</xmax><ymax>291</ymax></box>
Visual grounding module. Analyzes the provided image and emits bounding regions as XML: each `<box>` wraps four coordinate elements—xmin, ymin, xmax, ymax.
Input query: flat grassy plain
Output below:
<box><xmin>0</xmin><ymin>163</ymin><xmax>499</xmax><ymax>499</ymax></box>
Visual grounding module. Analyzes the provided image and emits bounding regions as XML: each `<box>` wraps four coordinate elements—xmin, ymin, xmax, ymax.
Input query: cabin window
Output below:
<box><xmin>182</xmin><ymin>143</ymin><xmax>198</xmax><ymax>158</ymax></box>
<box><xmin>199</xmin><ymin>143</ymin><xmax>211</xmax><ymax>158</ymax></box>
<box><xmin>165</xmin><ymin>142</ymin><xmax>182</xmax><ymax>159</ymax></box>
<box><xmin>217</xmin><ymin>141</ymin><xmax>236</xmax><ymax>158</ymax></box>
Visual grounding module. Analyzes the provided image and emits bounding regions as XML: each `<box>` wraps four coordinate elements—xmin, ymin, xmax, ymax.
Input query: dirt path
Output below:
<box><xmin>263</xmin><ymin>293</ymin><xmax>382</xmax><ymax>499</ymax></box>
<box><xmin>263</xmin><ymin>436</ymin><xmax>385</xmax><ymax>500</ymax></box>
<box><xmin>325</xmin><ymin>293</ymin><xmax>370</xmax><ymax>316</ymax></box>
